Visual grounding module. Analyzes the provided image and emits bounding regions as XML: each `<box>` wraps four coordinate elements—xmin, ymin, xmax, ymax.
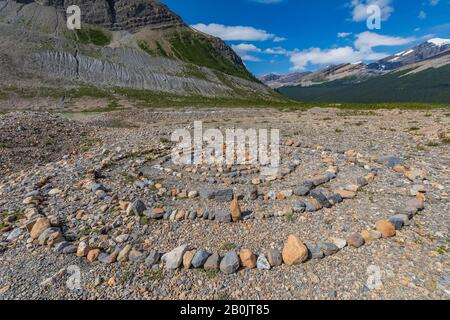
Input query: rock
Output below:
<box><xmin>128</xmin><ymin>199</ymin><xmax>146</xmax><ymax>216</ymax></box>
<box><xmin>30</xmin><ymin>218</ymin><xmax>51</xmax><ymax>240</ymax></box>
<box><xmin>187</xmin><ymin>210</ymin><xmax>197</xmax><ymax>220</ymax></box>
<box><xmin>129</xmin><ymin>249</ymin><xmax>145</xmax><ymax>263</ymax></box>
<box><xmin>183</xmin><ymin>250</ymin><xmax>196</xmax><ymax>269</ymax></box>
<box><xmin>330</xmin><ymin>237</ymin><xmax>347</xmax><ymax>249</ymax></box>
<box><xmin>6</xmin><ymin>228</ymin><xmax>21</xmax><ymax>242</ymax></box>
<box><xmin>310</xmin><ymin>175</ymin><xmax>330</xmax><ymax>186</ymax></box>
<box><xmin>293</xmin><ymin>181</ymin><xmax>314</xmax><ymax>196</ymax></box>
<box><xmin>378</xmin><ymin>156</ymin><xmax>403</xmax><ymax>169</ymax></box>
<box><xmin>145</xmin><ymin>250</ymin><xmax>161</xmax><ymax>267</ymax></box>
<box><xmin>220</xmin><ymin>251</ymin><xmax>240</xmax><ymax>274</ymax></box>
<box><xmin>256</xmin><ymin>254</ymin><xmax>271</xmax><ymax>270</ymax></box>
<box><xmin>248</xmin><ymin>185</ymin><xmax>258</xmax><ymax>200</ymax></box>
<box><xmin>282</xmin><ymin>235</ymin><xmax>308</xmax><ymax>266</ymax></box>
<box><xmin>305</xmin><ymin>198</ymin><xmax>322</xmax><ymax>212</ymax></box>
<box><xmin>203</xmin><ymin>252</ymin><xmax>220</xmax><ymax>271</ymax></box>
<box><xmin>115</xmin><ymin>234</ymin><xmax>129</xmax><ymax>244</ymax></box>
<box><xmin>230</xmin><ymin>198</ymin><xmax>241</xmax><ymax>222</ymax></box>
<box><xmin>334</xmin><ymin>189</ymin><xmax>356</xmax><ymax>199</ymax></box>
<box><xmin>305</xmin><ymin>243</ymin><xmax>324</xmax><ymax>259</ymax></box>
<box><xmin>389</xmin><ymin>216</ymin><xmax>405</xmax><ymax>230</ymax></box>
<box><xmin>328</xmin><ymin>194</ymin><xmax>343</xmax><ymax>205</ymax></box>
<box><xmin>162</xmin><ymin>244</ymin><xmax>188</xmax><ymax>269</ymax></box>
<box><xmin>62</xmin><ymin>245</ymin><xmax>77</xmax><ymax>255</ymax></box>
<box><xmin>406</xmin><ymin>198</ymin><xmax>425</xmax><ymax>210</ymax></box>
<box><xmin>54</xmin><ymin>241</ymin><xmax>71</xmax><ymax>253</ymax></box>
<box><xmin>239</xmin><ymin>249</ymin><xmax>256</xmax><ymax>269</ymax></box>
<box><xmin>410</xmin><ymin>185</ymin><xmax>426</xmax><ymax>196</ymax></box>
<box><xmin>91</xmin><ymin>183</ymin><xmax>106</xmax><ymax>193</ymax></box>
<box><xmin>346</xmin><ymin>233</ymin><xmax>365</xmax><ymax>248</ymax></box>
<box><xmin>76</xmin><ymin>241</ymin><xmax>91</xmax><ymax>257</ymax></box>
<box><xmin>375</xmin><ymin>220</ymin><xmax>396</xmax><ymax>238</ymax></box>
<box><xmin>117</xmin><ymin>245</ymin><xmax>132</xmax><ymax>262</ymax></box>
<box><xmin>175</xmin><ymin>210</ymin><xmax>186</xmax><ymax>221</ymax></box>
<box><xmin>188</xmin><ymin>191</ymin><xmax>199</xmax><ymax>199</ymax></box>
<box><xmin>266</xmin><ymin>249</ymin><xmax>283</xmax><ymax>267</ymax></box>
<box><xmin>191</xmin><ymin>249</ymin><xmax>210</xmax><ymax>268</ymax></box>
<box><xmin>215</xmin><ymin>210</ymin><xmax>231</xmax><ymax>223</ymax></box>
<box><xmin>200</xmin><ymin>189</ymin><xmax>233</xmax><ymax>202</ymax></box>
<box><xmin>37</xmin><ymin>228</ymin><xmax>59</xmax><ymax>245</ymax></box>
<box><xmin>361</xmin><ymin>230</ymin><xmax>382</xmax><ymax>242</ymax></box>
<box><xmin>48</xmin><ymin>188</ymin><xmax>61</xmax><ymax>196</ymax></box>
<box><xmin>346</xmin><ymin>184</ymin><xmax>359</xmax><ymax>192</ymax></box>
<box><xmin>98</xmin><ymin>249</ymin><xmax>119</xmax><ymax>264</ymax></box>
<box><xmin>310</xmin><ymin>190</ymin><xmax>332</xmax><ymax>208</ymax></box>
<box><xmin>390</xmin><ymin>214</ymin><xmax>411</xmax><ymax>226</ymax></box>
<box><xmin>292</xmin><ymin>202</ymin><xmax>306</xmax><ymax>213</ymax></box>
<box><xmin>318</xmin><ymin>241</ymin><xmax>339</xmax><ymax>256</ymax></box>
<box><xmin>87</xmin><ymin>249</ymin><xmax>101</xmax><ymax>262</ymax></box>
<box><xmin>46</xmin><ymin>231</ymin><xmax>64</xmax><ymax>246</ymax></box>
<box><xmin>405</xmin><ymin>168</ymin><xmax>426</xmax><ymax>181</ymax></box>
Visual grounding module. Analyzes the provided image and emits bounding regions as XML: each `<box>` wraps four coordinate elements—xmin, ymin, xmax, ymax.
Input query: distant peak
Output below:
<box><xmin>427</xmin><ymin>38</ymin><xmax>450</xmax><ymax>46</ymax></box>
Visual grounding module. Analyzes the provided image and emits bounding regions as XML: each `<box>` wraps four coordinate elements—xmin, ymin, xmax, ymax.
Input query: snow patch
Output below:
<box><xmin>427</xmin><ymin>38</ymin><xmax>450</xmax><ymax>46</ymax></box>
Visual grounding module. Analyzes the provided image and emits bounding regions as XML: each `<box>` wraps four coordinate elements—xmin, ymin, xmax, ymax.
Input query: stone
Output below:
<box><xmin>256</xmin><ymin>254</ymin><xmax>271</xmax><ymax>270</ymax></box>
<box><xmin>266</xmin><ymin>249</ymin><xmax>282</xmax><ymax>267</ymax></box>
<box><xmin>357</xmin><ymin>177</ymin><xmax>368</xmax><ymax>187</ymax></box>
<box><xmin>48</xmin><ymin>188</ymin><xmax>61</xmax><ymax>196</ymax></box>
<box><xmin>378</xmin><ymin>156</ymin><xmax>403</xmax><ymax>169</ymax></box>
<box><xmin>305</xmin><ymin>199</ymin><xmax>322</xmax><ymax>212</ymax></box>
<box><xmin>248</xmin><ymin>185</ymin><xmax>258</xmax><ymax>200</ymax></box>
<box><xmin>203</xmin><ymin>253</ymin><xmax>220</xmax><ymax>271</ymax></box>
<box><xmin>76</xmin><ymin>241</ymin><xmax>91</xmax><ymax>257</ymax></box>
<box><xmin>292</xmin><ymin>202</ymin><xmax>306</xmax><ymax>213</ymax></box>
<box><xmin>129</xmin><ymin>249</ymin><xmax>146</xmax><ymax>263</ymax></box>
<box><xmin>200</xmin><ymin>188</ymin><xmax>233</xmax><ymax>202</ymax></box>
<box><xmin>37</xmin><ymin>227</ymin><xmax>59</xmax><ymax>245</ymax></box>
<box><xmin>175</xmin><ymin>210</ymin><xmax>186</xmax><ymax>221</ymax></box>
<box><xmin>117</xmin><ymin>245</ymin><xmax>132</xmax><ymax>262</ymax></box>
<box><xmin>128</xmin><ymin>199</ymin><xmax>146</xmax><ymax>216</ymax></box>
<box><xmin>410</xmin><ymin>185</ymin><xmax>426</xmax><ymax>196</ymax></box>
<box><xmin>220</xmin><ymin>251</ymin><xmax>240</xmax><ymax>274</ymax></box>
<box><xmin>346</xmin><ymin>184</ymin><xmax>359</xmax><ymax>192</ymax></box>
<box><xmin>46</xmin><ymin>231</ymin><xmax>64</xmax><ymax>247</ymax></box>
<box><xmin>230</xmin><ymin>198</ymin><xmax>241</xmax><ymax>222</ymax></box>
<box><xmin>310</xmin><ymin>190</ymin><xmax>332</xmax><ymax>208</ymax></box>
<box><xmin>54</xmin><ymin>241</ymin><xmax>71</xmax><ymax>253</ymax></box>
<box><xmin>346</xmin><ymin>233</ymin><xmax>365</xmax><ymax>248</ymax></box>
<box><xmin>406</xmin><ymin>198</ymin><xmax>425</xmax><ymax>211</ymax></box>
<box><xmin>405</xmin><ymin>168</ymin><xmax>426</xmax><ymax>181</ymax></box>
<box><xmin>330</xmin><ymin>237</ymin><xmax>347</xmax><ymax>249</ymax></box>
<box><xmin>91</xmin><ymin>183</ymin><xmax>106</xmax><ymax>193</ymax></box>
<box><xmin>187</xmin><ymin>210</ymin><xmax>197</xmax><ymax>220</ymax></box>
<box><xmin>375</xmin><ymin>220</ymin><xmax>396</xmax><ymax>238</ymax></box>
<box><xmin>145</xmin><ymin>250</ymin><xmax>161</xmax><ymax>267</ymax></box>
<box><xmin>162</xmin><ymin>244</ymin><xmax>188</xmax><ymax>269</ymax></box>
<box><xmin>311</xmin><ymin>175</ymin><xmax>331</xmax><ymax>186</ymax></box>
<box><xmin>87</xmin><ymin>249</ymin><xmax>101</xmax><ymax>262</ymax></box>
<box><xmin>30</xmin><ymin>218</ymin><xmax>51</xmax><ymax>240</ymax></box>
<box><xmin>62</xmin><ymin>245</ymin><xmax>77</xmax><ymax>255</ymax></box>
<box><xmin>361</xmin><ymin>230</ymin><xmax>382</xmax><ymax>242</ymax></box>
<box><xmin>115</xmin><ymin>234</ymin><xmax>129</xmax><ymax>244</ymax></box>
<box><xmin>239</xmin><ymin>249</ymin><xmax>256</xmax><ymax>269</ymax></box>
<box><xmin>334</xmin><ymin>189</ymin><xmax>356</xmax><ymax>199</ymax></box>
<box><xmin>390</xmin><ymin>214</ymin><xmax>411</xmax><ymax>226</ymax></box>
<box><xmin>183</xmin><ymin>250</ymin><xmax>196</xmax><ymax>269</ymax></box>
<box><xmin>191</xmin><ymin>249</ymin><xmax>211</xmax><ymax>268</ymax></box>
<box><xmin>188</xmin><ymin>191</ymin><xmax>199</xmax><ymax>199</ymax></box>
<box><xmin>389</xmin><ymin>216</ymin><xmax>405</xmax><ymax>230</ymax></box>
<box><xmin>328</xmin><ymin>194</ymin><xmax>343</xmax><ymax>205</ymax></box>
<box><xmin>293</xmin><ymin>181</ymin><xmax>314</xmax><ymax>196</ymax></box>
<box><xmin>215</xmin><ymin>210</ymin><xmax>231</xmax><ymax>223</ymax></box>
<box><xmin>99</xmin><ymin>250</ymin><xmax>119</xmax><ymax>264</ymax></box>
<box><xmin>282</xmin><ymin>235</ymin><xmax>308</xmax><ymax>266</ymax></box>
<box><xmin>318</xmin><ymin>241</ymin><xmax>339</xmax><ymax>256</ymax></box>
<box><xmin>305</xmin><ymin>243</ymin><xmax>324</xmax><ymax>259</ymax></box>
<box><xmin>6</xmin><ymin>228</ymin><xmax>21</xmax><ymax>242</ymax></box>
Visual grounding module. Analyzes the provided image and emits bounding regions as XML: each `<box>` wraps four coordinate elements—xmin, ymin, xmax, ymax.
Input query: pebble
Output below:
<box><xmin>310</xmin><ymin>190</ymin><xmax>332</xmax><ymax>208</ymax></box>
<box><xmin>330</xmin><ymin>237</ymin><xmax>347</xmax><ymax>249</ymax></box>
<box><xmin>117</xmin><ymin>245</ymin><xmax>132</xmax><ymax>262</ymax></box>
<box><xmin>292</xmin><ymin>202</ymin><xmax>306</xmax><ymax>213</ymax></box>
<box><xmin>305</xmin><ymin>243</ymin><xmax>324</xmax><ymax>259</ymax></box>
<box><xmin>239</xmin><ymin>249</ymin><xmax>256</xmax><ymax>269</ymax></box>
<box><xmin>266</xmin><ymin>249</ymin><xmax>283</xmax><ymax>267</ymax></box>
<box><xmin>204</xmin><ymin>252</ymin><xmax>220</xmax><ymax>271</ymax></box>
<box><xmin>128</xmin><ymin>199</ymin><xmax>146</xmax><ymax>216</ymax></box>
<box><xmin>318</xmin><ymin>241</ymin><xmax>339</xmax><ymax>256</ymax></box>
<box><xmin>361</xmin><ymin>230</ymin><xmax>382</xmax><ymax>242</ymax></box>
<box><xmin>346</xmin><ymin>233</ymin><xmax>365</xmax><ymax>248</ymax></box>
<box><xmin>162</xmin><ymin>244</ymin><xmax>188</xmax><ymax>269</ymax></box>
<box><xmin>389</xmin><ymin>216</ymin><xmax>405</xmax><ymax>230</ymax></box>
<box><xmin>6</xmin><ymin>228</ymin><xmax>21</xmax><ymax>242</ymax></box>
<box><xmin>256</xmin><ymin>254</ymin><xmax>271</xmax><ymax>270</ymax></box>
<box><xmin>375</xmin><ymin>220</ymin><xmax>396</xmax><ymax>238</ymax></box>
<box><xmin>191</xmin><ymin>249</ymin><xmax>211</xmax><ymax>268</ymax></box>
<box><xmin>87</xmin><ymin>249</ymin><xmax>100</xmax><ymax>262</ymax></box>
<box><xmin>76</xmin><ymin>241</ymin><xmax>91</xmax><ymax>257</ymax></box>
<box><xmin>282</xmin><ymin>235</ymin><xmax>308</xmax><ymax>266</ymax></box>
<box><xmin>145</xmin><ymin>250</ymin><xmax>161</xmax><ymax>267</ymax></box>
<box><xmin>220</xmin><ymin>251</ymin><xmax>240</xmax><ymax>274</ymax></box>
<box><xmin>183</xmin><ymin>250</ymin><xmax>196</xmax><ymax>269</ymax></box>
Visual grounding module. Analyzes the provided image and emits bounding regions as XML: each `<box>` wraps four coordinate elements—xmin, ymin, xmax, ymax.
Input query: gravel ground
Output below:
<box><xmin>0</xmin><ymin>107</ymin><xmax>448</xmax><ymax>300</ymax></box>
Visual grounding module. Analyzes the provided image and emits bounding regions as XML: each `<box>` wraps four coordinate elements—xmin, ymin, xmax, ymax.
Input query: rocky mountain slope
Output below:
<box><xmin>0</xmin><ymin>0</ymin><xmax>275</xmax><ymax>99</ymax></box>
<box><xmin>261</xmin><ymin>38</ymin><xmax>450</xmax><ymax>102</ymax></box>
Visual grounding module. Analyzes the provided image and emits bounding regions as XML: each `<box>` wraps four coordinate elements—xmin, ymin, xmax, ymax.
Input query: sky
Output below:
<box><xmin>162</xmin><ymin>0</ymin><xmax>450</xmax><ymax>76</ymax></box>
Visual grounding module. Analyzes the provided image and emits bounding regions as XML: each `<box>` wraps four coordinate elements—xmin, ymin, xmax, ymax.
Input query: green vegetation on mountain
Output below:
<box><xmin>279</xmin><ymin>65</ymin><xmax>450</xmax><ymax>103</ymax></box>
<box><xmin>75</xmin><ymin>27</ymin><xmax>111</xmax><ymax>46</ymax></box>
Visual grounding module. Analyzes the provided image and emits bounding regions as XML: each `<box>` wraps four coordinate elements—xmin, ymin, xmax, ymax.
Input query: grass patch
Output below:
<box><xmin>138</xmin><ymin>40</ymin><xmax>168</xmax><ymax>57</ymax></box>
<box><xmin>221</xmin><ymin>242</ymin><xmax>237</xmax><ymax>251</ymax></box>
<box><xmin>144</xmin><ymin>269</ymin><xmax>164</xmax><ymax>281</ymax></box>
<box><xmin>201</xmin><ymin>268</ymin><xmax>218</xmax><ymax>279</ymax></box>
<box><xmin>441</xmin><ymin>138</ymin><xmax>450</xmax><ymax>145</ymax></box>
<box><xmin>285</xmin><ymin>211</ymin><xmax>295</xmax><ymax>222</ymax></box>
<box><xmin>139</xmin><ymin>216</ymin><xmax>150</xmax><ymax>225</ymax></box>
<box><xmin>181</xmin><ymin>64</ymin><xmax>208</xmax><ymax>81</ymax></box>
<box><xmin>435</xmin><ymin>245</ymin><xmax>448</xmax><ymax>255</ymax></box>
<box><xmin>76</xmin><ymin>27</ymin><xmax>111</xmax><ymax>46</ymax></box>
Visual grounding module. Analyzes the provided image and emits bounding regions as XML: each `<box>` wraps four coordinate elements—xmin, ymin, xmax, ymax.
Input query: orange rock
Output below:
<box><xmin>230</xmin><ymin>198</ymin><xmax>241</xmax><ymax>222</ymax></box>
<box><xmin>375</xmin><ymin>220</ymin><xmax>396</xmax><ymax>238</ymax></box>
<box><xmin>393</xmin><ymin>165</ymin><xmax>406</xmax><ymax>174</ymax></box>
<box><xmin>183</xmin><ymin>250</ymin><xmax>196</xmax><ymax>270</ymax></box>
<box><xmin>276</xmin><ymin>192</ymin><xmax>286</xmax><ymax>201</ymax></box>
<box><xmin>119</xmin><ymin>201</ymin><xmax>130</xmax><ymax>211</ymax></box>
<box><xmin>87</xmin><ymin>249</ymin><xmax>101</xmax><ymax>263</ymax></box>
<box><xmin>239</xmin><ymin>249</ymin><xmax>256</xmax><ymax>269</ymax></box>
<box><xmin>30</xmin><ymin>218</ymin><xmax>50</xmax><ymax>240</ymax></box>
<box><xmin>416</xmin><ymin>194</ymin><xmax>426</xmax><ymax>200</ymax></box>
<box><xmin>107</xmin><ymin>277</ymin><xmax>116</xmax><ymax>287</ymax></box>
<box><xmin>175</xmin><ymin>210</ymin><xmax>186</xmax><ymax>221</ymax></box>
<box><xmin>152</xmin><ymin>208</ymin><xmax>165</xmax><ymax>215</ymax></box>
<box><xmin>335</xmin><ymin>189</ymin><xmax>356</xmax><ymax>199</ymax></box>
<box><xmin>282</xmin><ymin>235</ymin><xmax>308</xmax><ymax>266</ymax></box>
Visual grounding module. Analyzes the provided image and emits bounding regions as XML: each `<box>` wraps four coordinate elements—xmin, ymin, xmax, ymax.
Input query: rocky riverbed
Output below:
<box><xmin>0</xmin><ymin>107</ymin><xmax>449</xmax><ymax>300</ymax></box>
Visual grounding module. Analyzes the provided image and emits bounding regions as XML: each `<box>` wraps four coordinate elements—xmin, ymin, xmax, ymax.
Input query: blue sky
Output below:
<box><xmin>163</xmin><ymin>0</ymin><xmax>450</xmax><ymax>76</ymax></box>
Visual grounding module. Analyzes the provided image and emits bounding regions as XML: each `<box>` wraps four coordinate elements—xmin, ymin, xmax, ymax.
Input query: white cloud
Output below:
<box><xmin>350</xmin><ymin>0</ymin><xmax>394</xmax><ymax>22</ymax></box>
<box><xmin>289</xmin><ymin>31</ymin><xmax>415</xmax><ymax>70</ymax></box>
<box><xmin>418</xmin><ymin>10</ymin><xmax>427</xmax><ymax>20</ymax></box>
<box><xmin>264</xmin><ymin>47</ymin><xmax>289</xmax><ymax>55</ymax></box>
<box><xmin>354</xmin><ymin>31</ymin><xmax>415</xmax><ymax>52</ymax></box>
<box><xmin>338</xmin><ymin>32</ymin><xmax>352</xmax><ymax>38</ymax></box>
<box><xmin>191</xmin><ymin>23</ymin><xmax>284</xmax><ymax>42</ymax></box>
<box><xmin>429</xmin><ymin>0</ymin><xmax>440</xmax><ymax>6</ymax></box>
<box><xmin>231</xmin><ymin>43</ymin><xmax>262</xmax><ymax>62</ymax></box>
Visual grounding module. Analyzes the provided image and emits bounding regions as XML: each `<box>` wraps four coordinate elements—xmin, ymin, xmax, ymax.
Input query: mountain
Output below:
<box><xmin>259</xmin><ymin>72</ymin><xmax>311</xmax><ymax>89</ymax></box>
<box><xmin>0</xmin><ymin>0</ymin><xmax>275</xmax><ymax>99</ymax></box>
<box><xmin>262</xmin><ymin>38</ymin><xmax>450</xmax><ymax>102</ymax></box>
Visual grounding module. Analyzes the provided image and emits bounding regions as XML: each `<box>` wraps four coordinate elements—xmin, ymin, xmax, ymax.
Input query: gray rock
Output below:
<box><xmin>328</xmin><ymin>194</ymin><xmax>343</xmax><ymax>204</ymax></box>
<box><xmin>214</xmin><ymin>189</ymin><xmax>234</xmax><ymax>202</ymax></box>
<box><xmin>215</xmin><ymin>210</ymin><xmax>231</xmax><ymax>223</ymax></box>
<box><xmin>62</xmin><ymin>245</ymin><xmax>77</xmax><ymax>254</ymax></box>
<box><xmin>378</xmin><ymin>156</ymin><xmax>403</xmax><ymax>169</ymax></box>
<box><xmin>389</xmin><ymin>216</ymin><xmax>405</xmax><ymax>230</ymax></box>
<box><xmin>129</xmin><ymin>199</ymin><xmax>146</xmax><ymax>216</ymax></box>
<box><xmin>188</xmin><ymin>210</ymin><xmax>197</xmax><ymax>220</ymax></box>
<box><xmin>310</xmin><ymin>190</ymin><xmax>332</xmax><ymax>208</ymax></box>
<box><xmin>54</xmin><ymin>241</ymin><xmax>71</xmax><ymax>253</ymax></box>
<box><xmin>318</xmin><ymin>241</ymin><xmax>339</xmax><ymax>256</ymax></box>
<box><xmin>204</xmin><ymin>253</ymin><xmax>220</xmax><ymax>271</ymax></box>
<box><xmin>266</xmin><ymin>249</ymin><xmax>283</xmax><ymax>267</ymax></box>
<box><xmin>191</xmin><ymin>249</ymin><xmax>211</xmax><ymax>268</ymax></box>
<box><xmin>37</xmin><ymin>227</ymin><xmax>60</xmax><ymax>245</ymax></box>
<box><xmin>292</xmin><ymin>202</ymin><xmax>306</xmax><ymax>213</ymax></box>
<box><xmin>305</xmin><ymin>243</ymin><xmax>325</xmax><ymax>259</ymax></box>
<box><xmin>129</xmin><ymin>250</ymin><xmax>146</xmax><ymax>263</ymax></box>
<box><xmin>145</xmin><ymin>250</ymin><xmax>161</xmax><ymax>267</ymax></box>
<box><xmin>91</xmin><ymin>183</ymin><xmax>106</xmax><ymax>193</ymax></box>
<box><xmin>293</xmin><ymin>181</ymin><xmax>313</xmax><ymax>196</ymax></box>
<box><xmin>357</xmin><ymin>177</ymin><xmax>368</xmax><ymax>187</ymax></box>
<box><xmin>220</xmin><ymin>251</ymin><xmax>240</xmax><ymax>274</ymax></box>
<box><xmin>305</xmin><ymin>201</ymin><xmax>318</xmax><ymax>212</ymax></box>
<box><xmin>248</xmin><ymin>185</ymin><xmax>258</xmax><ymax>201</ymax></box>
<box><xmin>6</xmin><ymin>228</ymin><xmax>21</xmax><ymax>242</ymax></box>
<box><xmin>162</xmin><ymin>244</ymin><xmax>188</xmax><ymax>269</ymax></box>
<box><xmin>256</xmin><ymin>254</ymin><xmax>271</xmax><ymax>270</ymax></box>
